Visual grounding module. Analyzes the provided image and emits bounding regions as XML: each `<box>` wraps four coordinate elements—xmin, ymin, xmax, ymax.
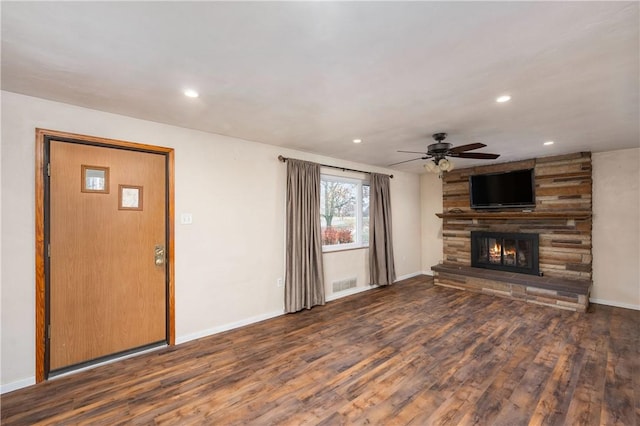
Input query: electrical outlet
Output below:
<box><xmin>276</xmin><ymin>278</ymin><xmax>283</xmax><ymax>287</ymax></box>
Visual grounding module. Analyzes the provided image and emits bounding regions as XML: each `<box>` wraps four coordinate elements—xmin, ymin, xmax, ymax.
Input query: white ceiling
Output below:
<box><xmin>2</xmin><ymin>1</ymin><xmax>638</xmax><ymax>173</ymax></box>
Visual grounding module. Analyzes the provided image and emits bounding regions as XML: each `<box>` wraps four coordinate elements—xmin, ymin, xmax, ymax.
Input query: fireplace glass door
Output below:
<box><xmin>471</xmin><ymin>231</ymin><xmax>539</xmax><ymax>275</ymax></box>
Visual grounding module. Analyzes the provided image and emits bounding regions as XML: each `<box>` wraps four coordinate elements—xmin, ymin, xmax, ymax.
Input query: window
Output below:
<box><xmin>320</xmin><ymin>175</ymin><xmax>370</xmax><ymax>251</ymax></box>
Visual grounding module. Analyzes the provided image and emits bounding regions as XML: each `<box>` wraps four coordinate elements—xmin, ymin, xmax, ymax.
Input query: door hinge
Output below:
<box><xmin>47</xmin><ymin>324</ymin><xmax>51</xmax><ymax>339</ymax></box>
<box><xmin>47</xmin><ymin>244</ymin><xmax>51</xmax><ymax>258</ymax></box>
<box><xmin>47</xmin><ymin>163</ymin><xmax>51</xmax><ymax>177</ymax></box>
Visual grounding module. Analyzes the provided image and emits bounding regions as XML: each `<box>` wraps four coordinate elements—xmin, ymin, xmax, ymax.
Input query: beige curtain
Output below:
<box><xmin>284</xmin><ymin>159</ymin><xmax>325</xmax><ymax>313</ymax></box>
<box><xmin>369</xmin><ymin>173</ymin><xmax>396</xmax><ymax>285</ymax></box>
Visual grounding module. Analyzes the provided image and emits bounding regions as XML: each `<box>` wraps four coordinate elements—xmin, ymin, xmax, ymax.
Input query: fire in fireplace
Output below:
<box><xmin>471</xmin><ymin>231</ymin><xmax>540</xmax><ymax>276</ymax></box>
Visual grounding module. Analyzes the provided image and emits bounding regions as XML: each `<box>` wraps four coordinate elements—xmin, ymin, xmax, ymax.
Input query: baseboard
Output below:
<box><xmin>590</xmin><ymin>298</ymin><xmax>640</xmax><ymax>311</ymax></box>
<box><xmin>326</xmin><ymin>284</ymin><xmax>380</xmax><ymax>302</ymax></box>
<box><xmin>326</xmin><ymin>270</ymin><xmax>428</xmax><ymax>302</ymax></box>
<box><xmin>1</xmin><ymin>376</ymin><xmax>35</xmax><ymax>394</ymax></box>
<box><xmin>395</xmin><ymin>271</ymin><xmax>425</xmax><ymax>281</ymax></box>
<box><xmin>422</xmin><ymin>270</ymin><xmax>434</xmax><ymax>277</ymax></box>
<box><xmin>175</xmin><ymin>310</ymin><xmax>284</xmax><ymax>345</ymax></box>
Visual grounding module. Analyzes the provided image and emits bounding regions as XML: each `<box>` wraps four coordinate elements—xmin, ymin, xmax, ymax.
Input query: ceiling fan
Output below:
<box><xmin>389</xmin><ymin>133</ymin><xmax>500</xmax><ymax>172</ymax></box>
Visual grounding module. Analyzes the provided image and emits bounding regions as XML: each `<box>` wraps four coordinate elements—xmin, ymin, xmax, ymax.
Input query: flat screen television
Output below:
<box><xmin>469</xmin><ymin>168</ymin><xmax>535</xmax><ymax>209</ymax></box>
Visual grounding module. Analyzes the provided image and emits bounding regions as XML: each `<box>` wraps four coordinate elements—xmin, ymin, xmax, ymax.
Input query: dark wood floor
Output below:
<box><xmin>2</xmin><ymin>275</ymin><xmax>639</xmax><ymax>425</ymax></box>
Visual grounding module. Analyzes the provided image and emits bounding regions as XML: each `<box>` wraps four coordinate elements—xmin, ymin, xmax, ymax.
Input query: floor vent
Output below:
<box><xmin>333</xmin><ymin>277</ymin><xmax>357</xmax><ymax>293</ymax></box>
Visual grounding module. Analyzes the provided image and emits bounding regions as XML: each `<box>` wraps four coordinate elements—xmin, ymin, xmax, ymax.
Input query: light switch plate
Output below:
<box><xmin>180</xmin><ymin>213</ymin><xmax>193</xmax><ymax>224</ymax></box>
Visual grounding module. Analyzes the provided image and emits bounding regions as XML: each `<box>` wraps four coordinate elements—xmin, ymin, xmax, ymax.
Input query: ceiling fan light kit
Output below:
<box><xmin>438</xmin><ymin>158</ymin><xmax>453</xmax><ymax>171</ymax></box>
<box><xmin>424</xmin><ymin>161</ymin><xmax>438</xmax><ymax>173</ymax></box>
<box><xmin>424</xmin><ymin>158</ymin><xmax>454</xmax><ymax>173</ymax></box>
<box><xmin>391</xmin><ymin>132</ymin><xmax>500</xmax><ymax>173</ymax></box>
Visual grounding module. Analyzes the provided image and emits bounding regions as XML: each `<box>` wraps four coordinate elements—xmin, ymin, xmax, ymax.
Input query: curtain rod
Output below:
<box><xmin>277</xmin><ymin>155</ymin><xmax>393</xmax><ymax>179</ymax></box>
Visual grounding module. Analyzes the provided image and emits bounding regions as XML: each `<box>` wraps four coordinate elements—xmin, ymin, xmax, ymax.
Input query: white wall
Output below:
<box><xmin>420</xmin><ymin>172</ymin><xmax>443</xmax><ymax>274</ymax></box>
<box><xmin>0</xmin><ymin>91</ymin><xmax>422</xmax><ymax>391</ymax></box>
<box><xmin>592</xmin><ymin>148</ymin><xmax>640</xmax><ymax>310</ymax></box>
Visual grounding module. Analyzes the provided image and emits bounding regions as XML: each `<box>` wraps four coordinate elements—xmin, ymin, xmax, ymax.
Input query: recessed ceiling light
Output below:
<box><xmin>184</xmin><ymin>89</ymin><xmax>199</xmax><ymax>98</ymax></box>
<box><xmin>353</xmin><ymin>139</ymin><xmax>362</xmax><ymax>144</ymax></box>
<box><xmin>544</xmin><ymin>141</ymin><xmax>554</xmax><ymax>146</ymax></box>
<box><xmin>496</xmin><ymin>95</ymin><xmax>511</xmax><ymax>103</ymax></box>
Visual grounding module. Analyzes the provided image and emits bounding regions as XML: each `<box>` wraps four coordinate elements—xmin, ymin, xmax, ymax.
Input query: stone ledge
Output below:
<box><xmin>431</xmin><ymin>263</ymin><xmax>592</xmax><ymax>312</ymax></box>
<box><xmin>431</xmin><ymin>264</ymin><xmax>591</xmax><ymax>294</ymax></box>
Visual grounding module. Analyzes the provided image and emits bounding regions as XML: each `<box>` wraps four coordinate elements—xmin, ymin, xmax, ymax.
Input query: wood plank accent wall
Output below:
<box><xmin>440</xmin><ymin>152</ymin><xmax>592</xmax><ymax>281</ymax></box>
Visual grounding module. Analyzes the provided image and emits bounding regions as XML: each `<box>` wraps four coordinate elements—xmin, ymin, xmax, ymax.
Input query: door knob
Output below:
<box><xmin>154</xmin><ymin>245</ymin><xmax>165</xmax><ymax>266</ymax></box>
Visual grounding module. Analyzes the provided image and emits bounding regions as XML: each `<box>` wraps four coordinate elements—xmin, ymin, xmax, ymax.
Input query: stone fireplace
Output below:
<box><xmin>431</xmin><ymin>152</ymin><xmax>593</xmax><ymax>312</ymax></box>
<box><xmin>471</xmin><ymin>231</ymin><xmax>539</xmax><ymax>276</ymax></box>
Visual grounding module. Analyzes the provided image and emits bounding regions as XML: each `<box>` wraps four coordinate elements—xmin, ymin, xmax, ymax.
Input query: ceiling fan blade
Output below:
<box><xmin>397</xmin><ymin>150</ymin><xmax>428</xmax><ymax>154</ymax></box>
<box><xmin>448</xmin><ymin>143</ymin><xmax>487</xmax><ymax>153</ymax></box>
<box><xmin>454</xmin><ymin>152</ymin><xmax>501</xmax><ymax>159</ymax></box>
<box><xmin>387</xmin><ymin>156</ymin><xmax>428</xmax><ymax>166</ymax></box>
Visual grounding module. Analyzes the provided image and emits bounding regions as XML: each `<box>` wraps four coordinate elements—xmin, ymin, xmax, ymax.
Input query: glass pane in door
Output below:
<box><xmin>488</xmin><ymin>238</ymin><xmax>501</xmax><ymax>264</ymax></box>
<box><xmin>517</xmin><ymin>240</ymin><xmax>532</xmax><ymax>268</ymax></box>
<box><xmin>503</xmin><ymin>239</ymin><xmax>516</xmax><ymax>266</ymax></box>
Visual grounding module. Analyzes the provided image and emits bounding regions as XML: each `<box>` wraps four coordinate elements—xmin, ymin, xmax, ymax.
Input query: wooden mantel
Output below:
<box><xmin>436</xmin><ymin>211</ymin><xmax>592</xmax><ymax>220</ymax></box>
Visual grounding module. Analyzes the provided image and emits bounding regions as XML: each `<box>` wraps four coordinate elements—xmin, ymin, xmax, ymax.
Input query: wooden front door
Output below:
<box><xmin>47</xmin><ymin>138</ymin><xmax>168</xmax><ymax>373</ymax></box>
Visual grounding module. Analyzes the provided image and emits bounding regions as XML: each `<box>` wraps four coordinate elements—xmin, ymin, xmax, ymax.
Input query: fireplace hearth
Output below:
<box><xmin>471</xmin><ymin>231</ymin><xmax>540</xmax><ymax>276</ymax></box>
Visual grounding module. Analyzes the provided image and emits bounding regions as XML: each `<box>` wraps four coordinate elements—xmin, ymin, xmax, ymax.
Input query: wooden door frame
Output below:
<box><xmin>35</xmin><ymin>128</ymin><xmax>175</xmax><ymax>383</ymax></box>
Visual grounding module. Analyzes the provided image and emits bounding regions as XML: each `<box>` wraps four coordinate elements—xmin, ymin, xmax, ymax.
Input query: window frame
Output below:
<box><xmin>320</xmin><ymin>173</ymin><xmax>370</xmax><ymax>252</ymax></box>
